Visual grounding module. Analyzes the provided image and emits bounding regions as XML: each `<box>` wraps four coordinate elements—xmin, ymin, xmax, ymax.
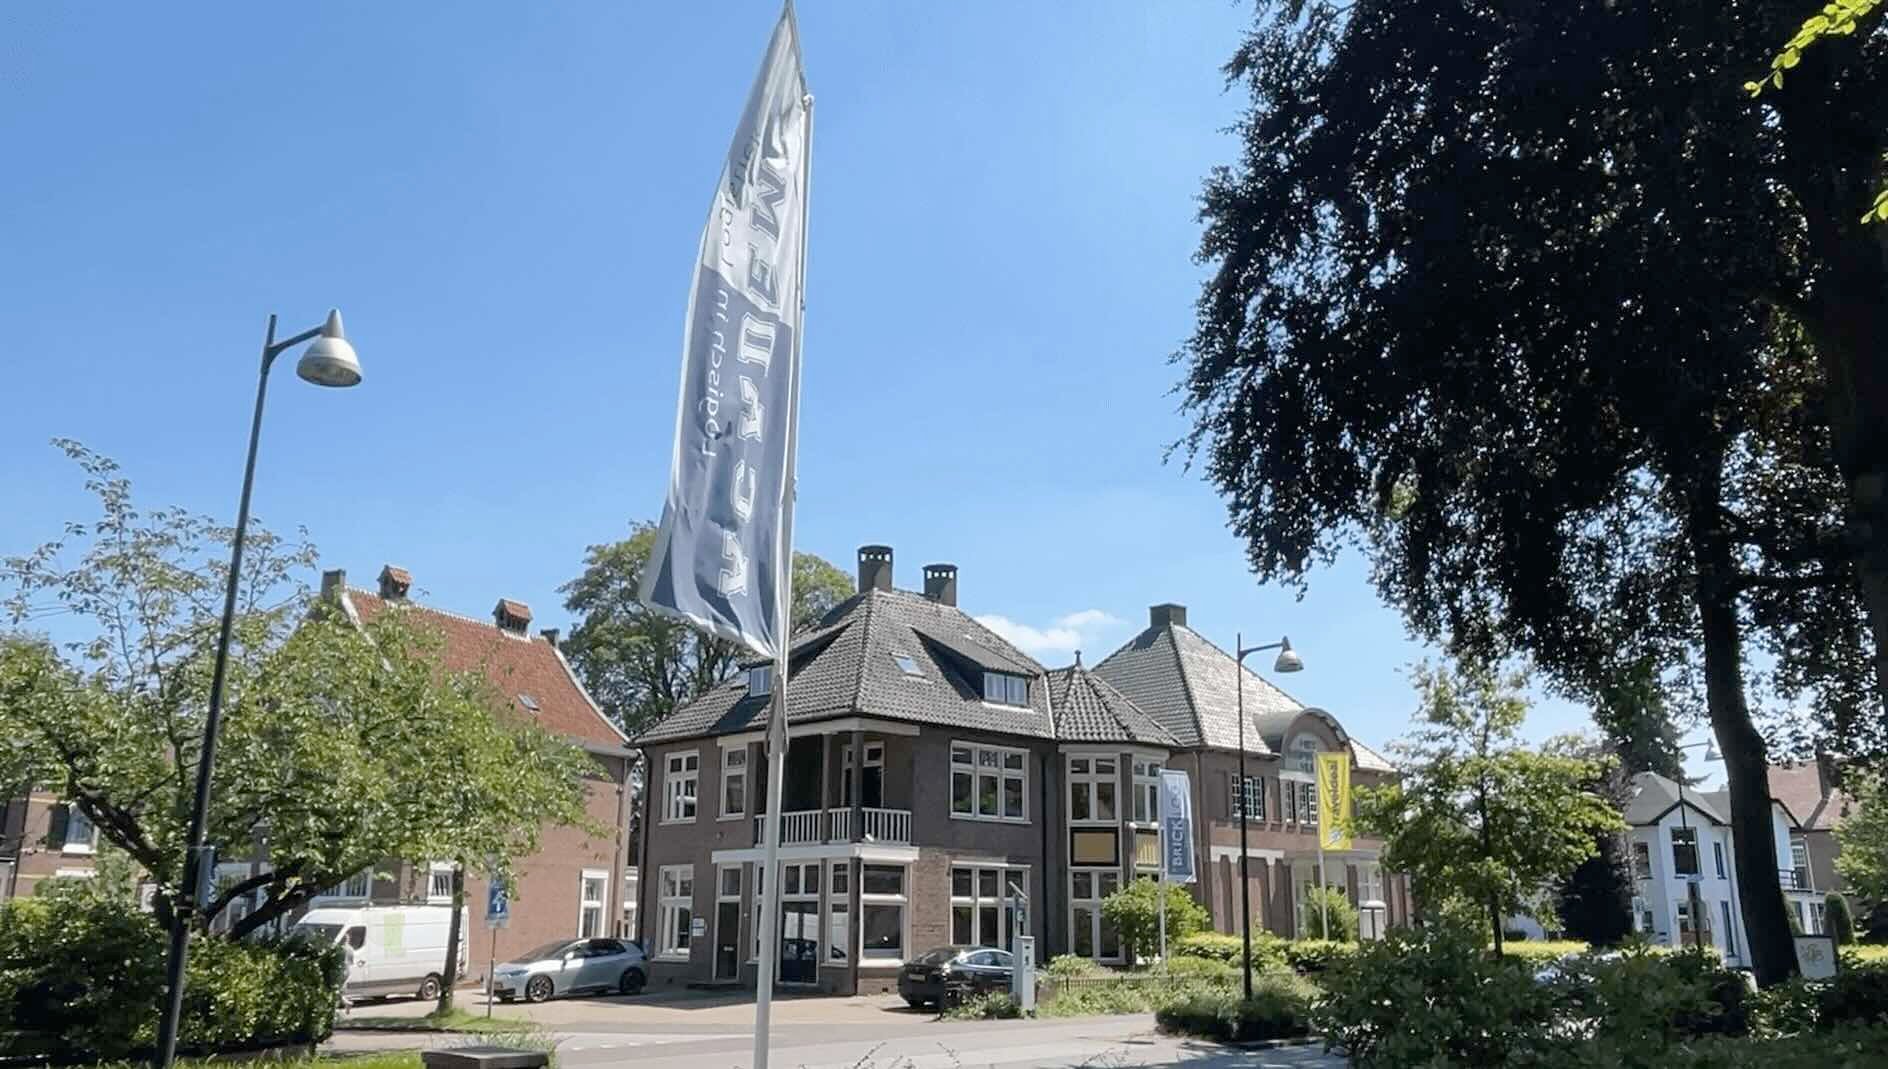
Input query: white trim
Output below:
<box><xmin>1060</xmin><ymin>744</ymin><xmax>1172</xmax><ymax>761</ymax></box>
<box><xmin>950</xmin><ymin>740</ymin><xmax>1030</xmax><ymax>824</ymax></box>
<box><xmin>662</xmin><ymin>749</ymin><xmax>700</xmax><ymax>824</ymax></box>
<box><xmin>712</xmin><ymin>843</ymin><xmax>919</xmax><ymax>865</ymax></box>
<box><xmin>1065</xmin><ymin>753</ymin><xmax>1120</xmax><ymax>825</ymax></box>
<box><xmin>719</xmin><ymin>745</ymin><xmax>749</xmax><ymax>821</ymax></box>
<box><xmin>655</xmin><ymin>864</ymin><xmax>695</xmax><ymax>961</ymax></box>
<box><xmin>708</xmin><ymin>716</ymin><xmax>922</xmax><ymax>750</ymax></box>
<box><xmin>579</xmin><ymin>867</ymin><xmax>609</xmax><ymax>938</ymax></box>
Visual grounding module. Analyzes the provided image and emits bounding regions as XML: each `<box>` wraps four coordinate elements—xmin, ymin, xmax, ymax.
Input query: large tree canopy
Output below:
<box><xmin>1181</xmin><ymin>0</ymin><xmax>1871</xmax><ymax>982</ymax></box>
<box><xmin>558</xmin><ymin>522</ymin><xmax>854</xmax><ymax>738</ymax></box>
<box><xmin>1</xmin><ymin>442</ymin><xmax>597</xmax><ymax>939</ymax></box>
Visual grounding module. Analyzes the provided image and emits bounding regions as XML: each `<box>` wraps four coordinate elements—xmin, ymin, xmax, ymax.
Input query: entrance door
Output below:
<box><xmin>715</xmin><ymin>902</ymin><xmax>741</xmax><ymax>980</ymax></box>
<box><xmin>780</xmin><ymin>901</ymin><xmax>819</xmax><ymax>984</ymax></box>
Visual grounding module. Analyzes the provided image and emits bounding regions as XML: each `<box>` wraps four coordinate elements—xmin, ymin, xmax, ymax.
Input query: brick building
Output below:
<box><xmin>631</xmin><ymin>545</ymin><xmax>1408</xmax><ymax>997</ymax></box>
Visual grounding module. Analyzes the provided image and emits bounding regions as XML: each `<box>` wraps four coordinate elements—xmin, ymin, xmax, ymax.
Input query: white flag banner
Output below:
<box><xmin>640</xmin><ymin>5</ymin><xmax>809</xmax><ymax>658</ymax></box>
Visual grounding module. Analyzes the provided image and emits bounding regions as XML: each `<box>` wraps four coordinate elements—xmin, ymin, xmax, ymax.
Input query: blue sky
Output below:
<box><xmin>0</xmin><ymin>1</ymin><xmax>1640</xmax><ymax>763</ymax></box>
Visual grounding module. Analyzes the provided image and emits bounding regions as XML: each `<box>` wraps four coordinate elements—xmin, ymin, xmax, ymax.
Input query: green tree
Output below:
<box><xmin>0</xmin><ymin>443</ymin><xmax>598</xmax><ymax>944</ymax></box>
<box><xmin>1590</xmin><ymin>658</ymin><xmax>1687</xmax><ymax>781</ymax></box>
<box><xmin>558</xmin><ymin>522</ymin><xmax>854</xmax><ymax>737</ymax></box>
<box><xmin>1179</xmin><ymin>0</ymin><xmax>1852</xmax><ymax>982</ymax></box>
<box><xmin>1299</xmin><ymin>884</ymin><xmax>1359</xmax><ymax>943</ymax></box>
<box><xmin>1357</xmin><ymin>662</ymin><xmax>1623</xmax><ymax>954</ymax></box>
<box><xmin>1100</xmin><ymin>877</ymin><xmax>1209</xmax><ymax>963</ymax></box>
<box><xmin>1826</xmin><ymin>891</ymin><xmax>1858</xmax><ymax>945</ymax></box>
<box><xmin>1836</xmin><ymin>769</ymin><xmax>1888</xmax><ymax>904</ymax></box>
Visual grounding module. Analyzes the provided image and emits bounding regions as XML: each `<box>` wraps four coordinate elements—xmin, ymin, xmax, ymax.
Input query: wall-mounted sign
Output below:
<box><xmin>1071</xmin><ymin>828</ymin><xmax>1119</xmax><ymax>866</ymax></box>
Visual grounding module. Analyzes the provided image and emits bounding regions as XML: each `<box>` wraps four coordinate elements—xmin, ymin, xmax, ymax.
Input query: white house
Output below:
<box><xmin>1623</xmin><ymin>772</ymin><xmax>1828</xmax><ymax>966</ymax></box>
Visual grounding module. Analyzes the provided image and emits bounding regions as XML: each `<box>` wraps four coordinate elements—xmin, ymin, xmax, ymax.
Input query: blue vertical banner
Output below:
<box><xmin>1160</xmin><ymin>769</ymin><xmax>1196</xmax><ymax>884</ymax></box>
<box><xmin>640</xmin><ymin>6</ymin><xmax>810</xmax><ymax>659</ymax></box>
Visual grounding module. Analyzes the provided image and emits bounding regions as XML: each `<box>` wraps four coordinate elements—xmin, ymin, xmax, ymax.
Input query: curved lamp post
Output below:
<box><xmin>1234</xmin><ymin>634</ymin><xmax>1302</xmax><ymax>1000</ymax></box>
<box><xmin>154</xmin><ymin>311</ymin><xmax>362</xmax><ymax>1069</ymax></box>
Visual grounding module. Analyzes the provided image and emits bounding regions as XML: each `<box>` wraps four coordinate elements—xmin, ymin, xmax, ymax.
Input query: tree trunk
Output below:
<box><xmin>1691</xmin><ymin>480</ymin><xmax>1799</xmax><ymax>986</ymax></box>
<box><xmin>438</xmin><ymin>864</ymin><xmax>465</xmax><ymax>1015</ymax></box>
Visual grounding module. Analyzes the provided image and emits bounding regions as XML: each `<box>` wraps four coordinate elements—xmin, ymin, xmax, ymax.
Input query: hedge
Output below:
<box><xmin>1155</xmin><ymin>972</ymin><xmax>1319</xmax><ymax>1042</ymax></box>
<box><xmin>0</xmin><ymin>884</ymin><xmax>345</xmax><ymax>1060</ymax></box>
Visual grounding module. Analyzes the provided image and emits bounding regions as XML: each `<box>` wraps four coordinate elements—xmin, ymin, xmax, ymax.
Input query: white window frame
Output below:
<box><xmin>981</xmin><ymin>671</ymin><xmax>1029</xmax><ymax>707</ymax></box>
<box><xmin>1811</xmin><ymin>900</ymin><xmax>1827</xmax><ymax>935</ymax></box>
<box><xmin>317</xmin><ymin>869</ymin><xmax>373</xmax><ymax>901</ymax></box>
<box><xmin>657</xmin><ymin>865</ymin><xmax>695</xmax><ymax>961</ymax></box>
<box><xmin>1131</xmin><ymin>759</ymin><xmax>1163</xmax><ymax>825</ymax></box>
<box><xmin>579</xmin><ymin>868</ymin><xmax>608</xmax><ymax>938</ymax></box>
<box><xmin>750</xmin><ymin>665</ymin><xmax>772</xmax><ymax>697</ymax></box>
<box><xmin>858</xmin><ymin>863</ymin><xmax>908</xmax><ymax>964</ymax></box>
<box><xmin>826</xmin><ymin>860</ymin><xmax>851</xmax><ymax>967</ymax></box>
<box><xmin>1301</xmin><ymin>780</ymin><xmax>1318</xmax><ymax>825</ymax></box>
<box><xmin>1712</xmin><ymin>840</ymin><xmax>1727</xmax><ymax>880</ymax></box>
<box><xmin>1358</xmin><ymin>863</ymin><xmax>1385</xmax><ymax>903</ymax></box>
<box><xmin>1067</xmin><ymin>755</ymin><xmax>1119</xmax><ymax>825</ymax></box>
<box><xmin>720</xmin><ymin>745</ymin><xmax>748</xmax><ymax>821</ymax></box>
<box><xmin>427</xmin><ymin>862</ymin><xmax>455</xmax><ymax>904</ymax></box>
<box><xmin>1068</xmin><ymin>867</ymin><xmax>1122</xmax><ymax>963</ymax></box>
<box><xmin>1671</xmin><ymin>826</ymin><xmax>1700</xmax><ymax>877</ymax></box>
<box><xmin>1231</xmin><ymin>774</ymin><xmax>1265</xmax><ymax>821</ymax></box>
<box><xmin>61</xmin><ymin>805</ymin><xmax>98</xmax><ymax>855</ymax></box>
<box><xmin>664</xmin><ymin>750</ymin><xmax>700</xmax><ymax>823</ymax></box>
<box><xmin>751</xmin><ymin>861</ymin><xmax>823</xmax><ymax>963</ymax></box>
<box><xmin>951</xmin><ymin>864</ymin><xmax>1025</xmax><ymax>951</ymax></box>
<box><xmin>841</xmin><ymin>741</ymin><xmax>885</xmax><ymax>808</ymax></box>
<box><xmin>1286</xmin><ymin>734</ymin><xmax>1319</xmax><ymax>776</ymax></box>
<box><xmin>951</xmin><ymin>742</ymin><xmax>1028</xmax><ymax>823</ymax></box>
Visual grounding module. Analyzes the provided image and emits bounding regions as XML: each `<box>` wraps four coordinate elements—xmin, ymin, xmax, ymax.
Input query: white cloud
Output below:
<box><xmin>976</xmin><ymin>609</ymin><xmax>1124</xmax><ymax>659</ymax></box>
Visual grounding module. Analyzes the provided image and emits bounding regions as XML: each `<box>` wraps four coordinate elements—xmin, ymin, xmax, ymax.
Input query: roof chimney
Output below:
<box><xmin>540</xmin><ymin>627</ymin><xmax>561</xmax><ymax>649</ymax></box>
<box><xmin>1816</xmin><ymin>748</ymin><xmax>1841</xmax><ymax>799</ymax></box>
<box><xmin>320</xmin><ymin>569</ymin><xmax>347</xmax><ymax>602</ymax></box>
<box><xmin>1150</xmin><ymin>603</ymin><xmax>1187</xmax><ymax>629</ymax></box>
<box><xmin>377</xmin><ymin>564</ymin><xmax>412</xmax><ymax>601</ymax></box>
<box><xmin>922</xmin><ymin>563</ymin><xmax>958</xmax><ymax>606</ymax></box>
<box><xmin>493</xmin><ymin>598</ymin><xmax>533</xmax><ymax>634</ymax></box>
<box><xmin>858</xmin><ymin>545</ymin><xmax>893</xmax><ymax>592</ymax></box>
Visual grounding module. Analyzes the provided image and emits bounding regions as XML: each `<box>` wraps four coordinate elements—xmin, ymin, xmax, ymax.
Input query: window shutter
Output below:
<box><xmin>44</xmin><ymin>803</ymin><xmax>70</xmax><ymax>849</ymax></box>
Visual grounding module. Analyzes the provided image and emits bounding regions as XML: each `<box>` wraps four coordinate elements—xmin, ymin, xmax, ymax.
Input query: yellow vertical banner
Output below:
<box><xmin>1316</xmin><ymin>752</ymin><xmax>1352</xmax><ymax>851</ymax></box>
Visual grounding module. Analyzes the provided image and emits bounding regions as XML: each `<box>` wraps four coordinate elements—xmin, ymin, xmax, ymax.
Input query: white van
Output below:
<box><xmin>291</xmin><ymin>905</ymin><xmax>468</xmax><ymax>1001</ymax></box>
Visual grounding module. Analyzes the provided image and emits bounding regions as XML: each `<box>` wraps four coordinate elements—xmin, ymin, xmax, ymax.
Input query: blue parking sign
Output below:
<box><xmin>486</xmin><ymin>881</ymin><xmax>510</xmax><ymax>929</ymax></box>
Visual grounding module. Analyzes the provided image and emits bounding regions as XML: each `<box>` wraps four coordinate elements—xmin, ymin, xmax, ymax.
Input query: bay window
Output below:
<box><xmin>951</xmin><ymin>743</ymin><xmax>1027</xmax><ymax>821</ymax></box>
<box><xmin>1131</xmin><ymin>759</ymin><xmax>1163</xmax><ymax>823</ymax></box>
<box><xmin>1069</xmin><ymin>868</ymin><xmax>1122</xmax><ymax>961</ymax></box>
<box><xmin>1068</xmin><ymin>756</ymin><xmax>1117</xmax><ymax>823</ymax></box>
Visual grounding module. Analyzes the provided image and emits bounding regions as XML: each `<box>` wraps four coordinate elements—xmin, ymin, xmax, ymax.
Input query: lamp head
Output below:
<box><xmin>295</xmin><ymin>309</ymin><xmax>362</xmax><ymax>388</ymax></box>
<box><xmin>1272</xmin><ymin>636</ymin><xmax>1304</xmax><ymax>674</ymax></box>
<box><xmin>1703</xmin><ymin>742</ymin><xmax>1722</xmax><ymax>763</ymax></box>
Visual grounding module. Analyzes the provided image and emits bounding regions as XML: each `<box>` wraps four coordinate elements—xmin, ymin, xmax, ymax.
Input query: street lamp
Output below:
<box><xmin>154</xmin><ymin>311</ymin><xmax>362</xmax><ymax>1069</ymax></box>
<box><xmin>1234</xmin><ymin>633</ymin><xmax>1301</xmax><ymax>1000</ymax></box>
<box><xmin>1672</xmin><ymin>739</ymin><xmax>1722</xmax><ymax>952</ymax></box>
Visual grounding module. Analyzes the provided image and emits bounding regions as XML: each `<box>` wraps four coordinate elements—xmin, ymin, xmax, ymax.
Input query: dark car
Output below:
<box><xmin>898</xmin><ymin>946</ymin><xmax>1014</xmax><ymax>1008</ymax></box>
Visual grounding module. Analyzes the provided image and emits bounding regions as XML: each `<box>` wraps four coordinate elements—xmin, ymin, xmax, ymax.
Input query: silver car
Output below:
<box><xmin>491</xmin><ymin>937</ymin><xmax>647</xmax><ymax>1002</ymax></box>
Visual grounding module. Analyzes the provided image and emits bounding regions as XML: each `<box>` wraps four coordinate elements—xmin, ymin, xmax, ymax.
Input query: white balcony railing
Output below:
<box><xmin>754</xmin><ymin>807</ymin><xmax>912</xmax><ymax>846</ymax></box>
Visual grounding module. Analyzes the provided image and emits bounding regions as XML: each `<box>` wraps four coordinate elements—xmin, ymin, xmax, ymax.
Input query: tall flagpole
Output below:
<box><xmin>752</xmin><ymin>85</ymin><xmax>812</xmax><ymax>1069</ymax></box>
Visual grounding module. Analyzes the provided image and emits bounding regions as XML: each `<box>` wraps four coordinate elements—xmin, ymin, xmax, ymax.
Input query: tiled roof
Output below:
<box><xmin>1624</xmin><ymin>773</ymin><xmax>1728</xmax><ymax>826</ymax></box>
<box><xmin>1047</xmin><ymin>664</ymin><xmax>1181</xmax><ymax>747</ymax></box>
<box><xmin>1348</xmin><ymin>738</ymin><xmax>1396</xmax><ymax>774</ymax></box>
<box><xmin>633</xmin><ymin>588</ymin><xmax>1056</xmax><ymax>745</ymax></box>
<box><xmin>1767</xmin><ymin>763</ymin><xmax>1854</xmax><ymax>831</ymax></box>
<box><xmin>1091</xmin><ymin>619</ymin><xmax>1303</xmax><ymax>753</ymax></box>
<box><xmin>342</xmin><ymin>588</ymin><xmax>627</xmax><ymax>751</ymax></box>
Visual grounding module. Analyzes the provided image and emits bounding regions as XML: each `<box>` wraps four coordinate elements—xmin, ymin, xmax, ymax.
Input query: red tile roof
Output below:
<box><xmin>342</xmin><ymin>587</ymin><xmax>626</xmax><ymax>751</ymax></box>
<box><xmin>1767</xmin><ymin>762</ymin><xmax>1855</xmax><ymax>831</ymax></box>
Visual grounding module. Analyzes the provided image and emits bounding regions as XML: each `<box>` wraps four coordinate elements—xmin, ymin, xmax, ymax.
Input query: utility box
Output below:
<box><xmin>1013</xmin><ymin>935</ymin><xmax>1036</xmax><ymax>1015</ymax></box>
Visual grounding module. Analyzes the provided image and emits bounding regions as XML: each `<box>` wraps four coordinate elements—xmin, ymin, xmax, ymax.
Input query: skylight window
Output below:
<box><xmin>891</xmin><ymin>652</ymin><xmax>924</xmax><ymax>677</ymax></box>
<box><xmin>516</xmin><ymin>693</ymin><xmax>540</xmax><ymax>712</ymax></box>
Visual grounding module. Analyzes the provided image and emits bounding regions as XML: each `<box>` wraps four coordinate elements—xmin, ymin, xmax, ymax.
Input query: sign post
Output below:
<box><xmin>1158</xmin><ymin>770</ymin><xmax>1196</xmax><ymax>967</ymax></box>
<box><xmin>1009</xmin><ymin>881</ymin><xmax>1034</xmax><ymax>1014</ymax></box>
<box><xmin>484</xmin><ymin>881</ymin><xmax>509</xmax><ymax>1018</ymax></box>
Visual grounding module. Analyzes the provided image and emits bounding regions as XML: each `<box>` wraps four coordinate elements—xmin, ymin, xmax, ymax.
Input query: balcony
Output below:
<box><xmin>752</xmin><ymin>807</ymin><xmax>912</xmax><ymax>846</ymax></box>
<box><xmin>1780</xmin><ymin>867</ymin><xmax>1813</xmax><ymax>892</ymax></box>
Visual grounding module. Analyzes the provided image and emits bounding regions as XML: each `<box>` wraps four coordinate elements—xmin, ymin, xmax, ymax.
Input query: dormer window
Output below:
<box><xmin>982</xmin><ymin>671</ymin><xmax>1028</xmax><ymax>707</ymax></box>
<box><xmin>749</xmin><ymin>666</ymin><xmax>772</xmax><ymax>697</ymax></box>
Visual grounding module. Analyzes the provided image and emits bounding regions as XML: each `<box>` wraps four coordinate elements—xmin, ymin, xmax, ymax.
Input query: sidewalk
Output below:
<box><xmin>338</xmin><ymin>988</ymin><xmax>928</xmax><ymax>1033</ymax></box>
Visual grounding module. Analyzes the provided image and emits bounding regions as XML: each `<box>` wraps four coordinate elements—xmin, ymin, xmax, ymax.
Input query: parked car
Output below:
<box><xmin>291</xmin><ymin>905</ymin><xmax>466</xmax><ymax>1002</ymax></box>
<box><xmin>897</xmin><ymin>946</ymin><xmax>1014</xmax><ymax>1008</ymax></box>
<box><xmin>491</xmin><ymin>937</ymin><xmax>646</xmax><ymax>1003</ymax></box>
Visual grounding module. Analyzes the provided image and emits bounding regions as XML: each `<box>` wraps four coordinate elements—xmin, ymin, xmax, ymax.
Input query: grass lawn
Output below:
<box><xmin>338</xmin><ymin>1007</ymin><xmax>536</xmax><ymax>1033</ymax></box>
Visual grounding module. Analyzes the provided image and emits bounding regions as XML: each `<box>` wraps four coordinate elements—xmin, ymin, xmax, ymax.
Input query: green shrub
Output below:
<box><xmin>1501</xmin><ymin>939</ymin><xmax>1590</xmax><ymax>966</ymax></box>
<box><xmin>1174</xmin><ymin>930</ymin><xmax>1289</xmax><ymax>972</ymax></box>
<box><xmin>1155</xmin><ymin>974</ymin><xmax>1318</xmax><ymax>1042</ymax></box>
<box><xmin>1044</xmin><ymin>953</ymin><xmax>1102</xmax><ymax>981</ymax></box>
<box><xmin>1282</xmin><ymin>939</ymin><xmax>1358</xmax><ymax>974</ymax></box>
<box><xmin>942</xmin><ymin>991</ymin><xmax>1022</xmax><ymax>1020</ymax></box>
<box><xmin>1827</xmin><ymin>894</ymin><xmax>1858</xmax><ymax>947</ymax></box>
<box><xmin>1299</xmin><ymin>885</ymin><xmax>1359</xmax><ymax>942</ymax></box>
<box><xmin>0</xmin><ymin>884</ymin><xmax>343</xmax><ymax>1060</ymax></box>
<box><xmin>1818</xmin><ymin>961</ymin><xmax>1888</xmax><ymax>1028</ymax></box>
<box><xmin>1100</xmin><ymin>877</ymin><xmax>1209</xmax><ymax>962</ymax></box>
<box><xmin>1163</xmin><ymin>955</ymin><xmax>1237</xmax><ymax>984</ymax></box>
